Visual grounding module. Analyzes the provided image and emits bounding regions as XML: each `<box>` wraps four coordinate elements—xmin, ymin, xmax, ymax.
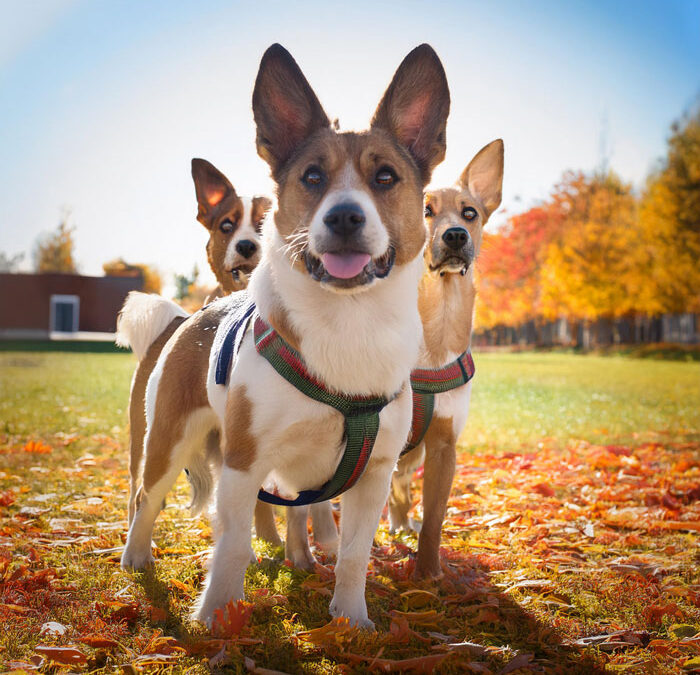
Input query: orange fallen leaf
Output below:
<box><xmin>345</xmin><ymin>651</ymin><xmax>449</xmax><ymax>673</ymax></box>
<box><xmin>34</xmin><ymin>645</ymin><xmax>87</xmax><ymax>665</ymax></box>
<box><xmin>295</xmin><ymin>617</ymin><xmax>359</xmax><ymax>647</ymax></box>
<box><xmin>212</xmin><ymin>600</ymin><xmax>253</xmax><ymax>638</ymax></box>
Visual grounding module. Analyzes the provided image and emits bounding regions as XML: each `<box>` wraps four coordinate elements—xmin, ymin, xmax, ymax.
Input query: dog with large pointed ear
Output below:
<box><xmin>191</xmin><ymin>158</ymin><xmax>270</xmax><ymax>294</ymax></box>
<box><xmin>389</xmin><ymin>139</ymin><xmax>504</xmax><ymax>580</ymax></box>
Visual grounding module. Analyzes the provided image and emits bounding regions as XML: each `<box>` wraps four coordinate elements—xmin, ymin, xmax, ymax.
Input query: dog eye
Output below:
<box><xmin>375</xmin><ymin>167</ymin><xmax>397</xmax><ymax>187</ymax></box>
<box><xmin>219</xmin><ymin>219</ymin><xmax>235</xmax><ymax>233</ymax></box>
<box><xmin>461</xmin><ymin>207</ymin><xmax>477</xmax><ymax>221</ymax></box>
<box><xmin>302</xmin><ymin>167</ymin><xmax>324</xmax><ymax>186</ymax></box>
<box><xmin>424</xmin><ymin>204</ymin><xmax>434</xmax><ymax>218</ymax></box>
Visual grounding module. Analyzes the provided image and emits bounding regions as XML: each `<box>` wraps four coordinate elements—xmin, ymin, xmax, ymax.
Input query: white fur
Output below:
<box><xmin>194</xmin><ymin>211</ymin><xmax>423</xmax><ymax>627</ymax></box>
<box><xmin>308</xmin><ymin>164</ymin><xmax>389</xmax><ymax>260</ymax></box>
<box><xmin>116</xmin><ymin>292</ymin><xmax>188</xmax><ymax>361</ymax></box>
<box><xmin>253</xmin><ymin>234</ymin><xmax>423</xmax><ymax>397</ymax></box>
<box><xmin>224</xmin><ymin>197</ymin><xmax>261</xmax><ymax>270</ymax></box>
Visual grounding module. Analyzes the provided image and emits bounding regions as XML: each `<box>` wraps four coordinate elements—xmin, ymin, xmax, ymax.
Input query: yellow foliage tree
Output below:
<box><xmin>539</xmin><ymin>171</ymin><xmax>637</xmax><ymax>322</ymax></box>
<box><xmin>637</xmin><ymin>109</ymin><xmax>700</xmax><ymax>314</ymax></box>
<box><xmin>34</xmin><ymin>216</ymin><xmax>77</xmax><ymax>274</ymax></box>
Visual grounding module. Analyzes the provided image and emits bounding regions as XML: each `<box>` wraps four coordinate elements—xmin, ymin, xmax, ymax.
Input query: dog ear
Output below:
<box><xmin>371</xmin><ymin>44</ymin><xmax>450</xmax><ymax>184</ymax></box>
<box><xmin>191</xmin><ymin>159</ymin><xmax>237</xmax><ymax>228</ymax></box>
<box><xmin>252</xmin><ymin>44</ymin><xmax>330</xmax><ymax>177</ymax></box>
<box><xmin>460</xmin><ymin>139</ymin><xmax>504</xmax><ymax>218</ymax></box>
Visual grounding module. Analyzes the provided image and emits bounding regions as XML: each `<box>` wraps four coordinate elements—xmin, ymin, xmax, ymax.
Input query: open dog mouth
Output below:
<box><xmin>304</xmin><ymin>247</ymin><xmax>396</xmax><ymax>288</ymax></box>
<box><xmin>429</xmin><ymin>254</ymin><xmax>472</xmax><ymax>277</ymax></box>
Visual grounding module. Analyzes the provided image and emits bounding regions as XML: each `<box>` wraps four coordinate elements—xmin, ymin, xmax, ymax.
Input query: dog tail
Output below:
<box><xmin>116</xmin><ymin>292</ymin><xmax>189</xmax><ymax>361</ymax></box>
<box><xmin>186</xmin><ymin>429</ymin><xmax>221</xmax><ymax>515</ymax></box>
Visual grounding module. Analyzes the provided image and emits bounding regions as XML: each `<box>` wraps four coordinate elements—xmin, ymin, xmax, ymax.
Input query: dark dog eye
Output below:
<box><xmin>461</xmin><ymin>207</ymin><xmax>477</xmax><ymax>221</ymax></box>
<box><xmin>375</xmin><ymin>167</ymin><xmax>397</xmax><ymax>187</ymax></box>
<box><xmin>302</xmin><ymin>167</ymin><xmax>324</xmax><ymax>186</ymax></box>
<box><xmin>425</xmin><ymin>204</ymin><xmax>434</xmax><ymax>218</ymax></box>
<box><xmin>219</xmin><ymin>219</ymin><xmax>234</xmax><ymax>233</ymax></box>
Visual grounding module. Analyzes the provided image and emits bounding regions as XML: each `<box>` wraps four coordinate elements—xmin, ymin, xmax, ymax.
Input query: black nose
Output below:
<box><xmin>323</xmin><ymin>202</ymin><xmax>366</xmax><ymax>237</ymax></box>
<box><xmin>235</xmin><ymin>239</ymin><xmax>257</xmax><ymax>259</ymax></box>
<box><xmin>442</xmin><ymin>227</ymin><xmax>470</xmax><ymax>250</ymax></box>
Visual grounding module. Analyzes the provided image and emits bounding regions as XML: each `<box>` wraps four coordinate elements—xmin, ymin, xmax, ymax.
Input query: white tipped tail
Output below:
<box><xmin>116</xmin><ymin>292</ymin><xmax>189</xmax><ymax>361</ymax></box>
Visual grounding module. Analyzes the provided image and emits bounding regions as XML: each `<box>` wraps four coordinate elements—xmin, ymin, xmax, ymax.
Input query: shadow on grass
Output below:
<box><xmin>132</xmin><ymin>544</ymin><xmax>608</xmax><ymax>674</ymax></box>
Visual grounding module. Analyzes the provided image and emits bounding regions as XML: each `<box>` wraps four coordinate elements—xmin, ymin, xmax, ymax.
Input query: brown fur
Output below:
<box><xmin>141</xmin><ymin>303</ymin><xmax>227</xmax><ymax>492</ymax></box>
<box><xmin>127</xmin><ymin>316</ymin><xmax>186</xmax><ymax>523</ymax></box>
<box><xmin>415</xmin><ymin>415</ymin><xmax>456</xmax><ymax>577</ymax></box>
<box><xmin>224</xmin><ymin>385</ymin><xmax>257</xmax><ymax>471</ymax></box>
<box><xmin>253</xmin><ymin>44</ymin><xmax>449</xmax><ymax>275</ymax></box>
<box><xmin>393</xmin><ymin>139</ymin><xmax>504</xmax><ymax>578</ymax></box>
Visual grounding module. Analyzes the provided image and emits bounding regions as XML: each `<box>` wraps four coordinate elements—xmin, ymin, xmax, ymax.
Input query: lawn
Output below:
<box><xmin>1</xmin><ymin>349</ymin><xmax>699</xmax><ymax>673</ymax></box>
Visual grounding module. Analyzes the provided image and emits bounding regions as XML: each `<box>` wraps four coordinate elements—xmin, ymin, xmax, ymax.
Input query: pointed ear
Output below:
<box><xmin>371</xmin><ymin>44</ymin><xmax>450</xmax><ymax>184</ymax></box>
<box><xmin>252</xmin><ymin>44</ymin><xmax>330</xmax><ymax>177</ymax></box>
<box><xmin>191</xmin><ymin>158</ymin><xmax>237</xmax><ymax>227</ymax></box>
<box><xmin>460</xmin><ymin>139</ymin><xmax>504</xmax><ymax>217</ymax></box>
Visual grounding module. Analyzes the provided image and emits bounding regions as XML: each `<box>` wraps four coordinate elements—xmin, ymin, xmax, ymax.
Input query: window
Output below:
<box><xmin>50</xmin><ymin>295</ymin><xmax>79</xmax><ymax>333</ymax></box>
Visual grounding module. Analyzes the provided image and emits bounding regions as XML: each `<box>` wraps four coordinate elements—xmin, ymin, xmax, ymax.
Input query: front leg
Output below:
<box><xmin>193</xmin><ymin>464</ymin><xmax>262</xmax><ymax>627</ymax></box>
<box><xmin>414</xmin><ymin>417</ymin><xmax>456</xmax><ymax>578</ymax></box>
<box><xmin>330</xmin><ymin>456</ymin><xmax>396</xmax><ymax>630</ymax></box>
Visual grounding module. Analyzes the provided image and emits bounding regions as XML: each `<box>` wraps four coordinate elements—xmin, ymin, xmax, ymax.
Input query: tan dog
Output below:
<box><xmin>388</xmin><ymin>139</ymin><xmax>504</xmax><ymax>578</ymax></box>
<box><xmin>118</xmin><ymin>162</ymin><xmax>271</xmax><ymax>526</ymax></box>
<box><xmin>119</xmin><ymin>43</ymin><xmax>450</xmax><ymax>629</ymax></box>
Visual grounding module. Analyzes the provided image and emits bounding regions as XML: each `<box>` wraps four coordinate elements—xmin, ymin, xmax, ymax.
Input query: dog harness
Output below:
<box><xmin>402</xmin><ymin>351</ymin><xmax>476</xmax><ymax>455</ymax></box>
<box><xmin>213</xmin><ymin>297</ymin><xmax>396</xmax><ymax>506</ymax></box>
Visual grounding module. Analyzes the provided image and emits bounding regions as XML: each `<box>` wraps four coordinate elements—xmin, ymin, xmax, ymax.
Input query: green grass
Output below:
<box><xmin>463</xmin><ymin>352</ymin><xmax>700</xmax><ymax>452</ymax></box>
<box><xmin>2</xmin><ymin>350</ymin><xmax>698</xmax><ymax>452</ymax></box>
<box><xmin>2</xmin><ymin>349</ymin><xmax>700</xmax><ymax>673</ymax></box>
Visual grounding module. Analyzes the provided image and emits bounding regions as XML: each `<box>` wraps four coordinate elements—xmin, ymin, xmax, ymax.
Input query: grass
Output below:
<box><xmin>1</xmin><ymin>349</ymin><xmax>699</xmax><ymax>673</ymax></box>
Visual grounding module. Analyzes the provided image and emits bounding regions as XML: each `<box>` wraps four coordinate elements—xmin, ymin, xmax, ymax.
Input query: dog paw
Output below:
<box><xmin>287</xmin><ymin>546</ymin><xmax>317</xmax><ymax>570</ymax></box>
<box><xmin>329</xmin><ymin>594</ymin><xmax>374</xmax><ymax>631</ymax></box>
<box><xmin>120</xmin><ymin>547</ymin><xmax>154</xmax><ymax>571</ymax></box>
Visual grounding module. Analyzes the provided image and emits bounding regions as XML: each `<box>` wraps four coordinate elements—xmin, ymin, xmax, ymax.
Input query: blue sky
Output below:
<box><xmin>1</xmin><ymin>0</ymin><xmax>698</xmax><ymax>291</ymax></box>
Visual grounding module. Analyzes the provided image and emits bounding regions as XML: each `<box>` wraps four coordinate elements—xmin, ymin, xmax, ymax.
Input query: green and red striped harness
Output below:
<box><xmin>212</xmin><ymin>297</ymin><xmax>474</xmax><ymax>505</ymax></box>
<box><xmin>403</xmin><ymin>351</ymin><xmax>476</xmax><ymax>455</ymax></box>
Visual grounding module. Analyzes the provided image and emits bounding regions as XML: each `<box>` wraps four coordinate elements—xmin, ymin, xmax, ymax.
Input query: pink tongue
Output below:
<box><xmin>321</xmin><ymin>252</ymin><xmax>371</xmax><ymax>279</ymax></box>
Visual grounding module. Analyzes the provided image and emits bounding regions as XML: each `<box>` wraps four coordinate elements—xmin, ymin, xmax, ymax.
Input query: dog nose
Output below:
<box><xmin>442</xmin><ymin>227</ymin><xmax>470</xmax><ymax>250</ymax></box>
<box><xmin>235</xmin><ymin>239</ymin><xmax>257</xmax><ymax>259</ymax></box>
<box><xmin>323</xmin><ymin>203</ymin><xmax>366</xmax><ymax>237</ymax></box>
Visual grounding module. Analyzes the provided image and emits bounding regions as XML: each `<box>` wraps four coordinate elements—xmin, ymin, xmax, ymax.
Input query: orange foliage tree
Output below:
<box><xmin>103</xmin><ymin>258</ymin><xmax>162</xmax><ymax>294</ymax></box>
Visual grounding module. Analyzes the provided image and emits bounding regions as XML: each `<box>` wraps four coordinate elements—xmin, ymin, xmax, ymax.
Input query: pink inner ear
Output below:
<box><xmin>205</xmin><ymin>187</ymin><xmax>226</xmax><ymax>206</ymax></box>
<box><xmin>269</xmin><ymin>90</ymin><xmax>307</xmax><ymax>140</ymax></box>
<box><xmin>397</xmin><ymin>93</ymin><xmax>431</xmax><ymax>146</ymax></box>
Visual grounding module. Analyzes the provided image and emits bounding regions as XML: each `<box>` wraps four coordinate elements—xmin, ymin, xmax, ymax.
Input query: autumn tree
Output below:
<box><xmin>103</xmin><ymin>258</ymin><xmax>162</xmax><ymax>294</ymax></box>
<box><xmin>637</xmin><ymin>108</ymin><xmax>700</xmax><ymax>315</ymax></box>
<box><xmin>476</xmin><ymin>205</ymin><xmax>563</xmax><ymax>330</ymax></box>
<box><xmin>34</xmin><ymin>213</ymin><xmax>77</xmax><ymax>273</ymax></box>
<box><xmin>539</xmin><ymin>171</ymin><xmax>637</xmax><ymax>325</ymax></box>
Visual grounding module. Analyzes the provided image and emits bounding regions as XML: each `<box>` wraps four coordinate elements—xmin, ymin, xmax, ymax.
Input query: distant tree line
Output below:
<box><xmin>475</xmin><ymin>108</ymin><xmax>700</xmax><ymax>347</ymax></box>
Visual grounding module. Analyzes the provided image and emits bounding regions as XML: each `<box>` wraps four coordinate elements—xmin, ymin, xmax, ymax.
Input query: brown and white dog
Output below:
<box><xmin>388</xmin><ymin>139</ymin><xmax>504</xmax><ymax>578</ymax></box>
<box><xmin>117</xmin><ymin>161</ymin><xmax>271</xmax><ymax>525</ymax></box>
<box><xmin>119</xmin><ymin>43</ymin><xmax>450</xmax><ymax>629</ymax></box>
<box><xmin>191</xmin><ymin>158</ymin><xmax>270</xmax><ymax>297</ymax></box>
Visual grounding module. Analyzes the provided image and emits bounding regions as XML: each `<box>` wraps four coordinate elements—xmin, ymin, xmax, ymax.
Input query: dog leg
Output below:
<box><xmin>254</xmin><ymin>502</ymin><xmax>282</xmax><ymax>546</ymax></box>
<box><xmin>330</xmin><ymin>456</ymin><xmax>395</xmax><ymax>630</ymax></box>
<box><xmin>311</xmin><ymin>502</ymin><xmax>338</xmax><ymax>555</ymax></box>
<box><xmin>414</xmin><ymin>418</ymin><xmax>456</xmax><ymax>578</ymax></box>
<box><xmin>193</xmin><ymin>464</ymin><xmax>263</xmax><ymax>627</ymax></box>
<box><xmin>122</xmin><ymin>408</ymin><xmax>214</xmax><ymax>570</ymax></box>
<box><xmin>388</xmin><ymin>446</ymin><xmax>424</xmax><ymax>533</ymax></box>
<box><xmin>285</xmin><ymin>505</ymin><xmax>315</xmax><ymax>569</ymax></box>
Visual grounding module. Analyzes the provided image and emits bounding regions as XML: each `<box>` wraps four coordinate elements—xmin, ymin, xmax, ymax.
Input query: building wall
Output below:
<box><xmin>0</xmin><ymin>273</ymin><xmax>143</xmax><ymax>336</ymax></box>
